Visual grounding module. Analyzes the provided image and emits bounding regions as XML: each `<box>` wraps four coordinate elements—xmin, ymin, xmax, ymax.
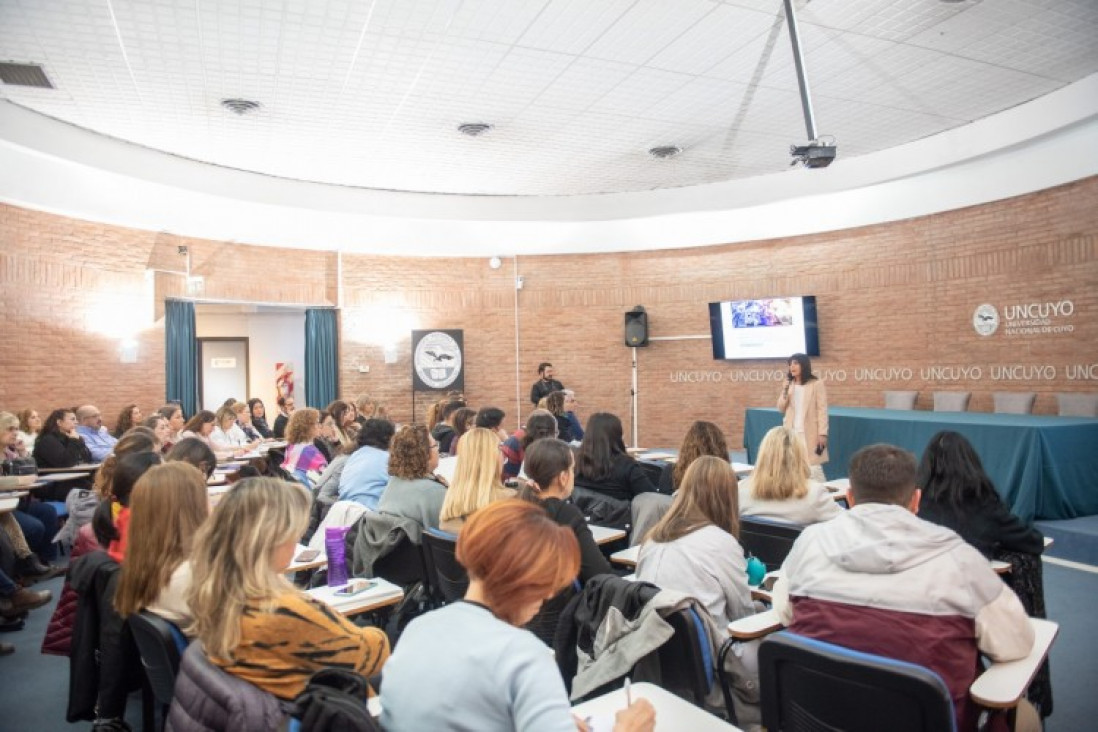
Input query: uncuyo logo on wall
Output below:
<box><xmin>413</xmin><ymin>331</ymin><xmax>463</xmax><ymax>389</ymax></box>
<box><xmin>973</xmin><ymin>304</ymin><xmax>999</xmax><ymax>337</ymax></box>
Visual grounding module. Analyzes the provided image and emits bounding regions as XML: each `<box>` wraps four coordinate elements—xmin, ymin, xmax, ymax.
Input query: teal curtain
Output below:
<box><xmin>165</xmin><ymin>299</ymin><xmax>198</xmax><ymax>416</ymax></box>
<box><xmin>305</xmin><ymin>308</ymin><xmax>339</xmax><ymax>408</ymax></box>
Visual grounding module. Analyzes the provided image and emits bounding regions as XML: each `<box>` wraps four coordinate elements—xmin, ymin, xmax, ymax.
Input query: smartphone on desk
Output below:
<box><xmin>293</xmin><ymin>549</ymin><xmax>320</xmax><ymax>563</ymax></box>
<box><xmin>335</xmin><ymin>579</ymin><xmax>377</xmax><ymax>597</ymax></box>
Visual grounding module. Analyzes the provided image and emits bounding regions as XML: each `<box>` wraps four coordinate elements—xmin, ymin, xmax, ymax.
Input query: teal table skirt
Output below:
<box><xmin>743</xmin><ymin>407</ymin><xmax>1098</xmax><ymax>522</ymax></box>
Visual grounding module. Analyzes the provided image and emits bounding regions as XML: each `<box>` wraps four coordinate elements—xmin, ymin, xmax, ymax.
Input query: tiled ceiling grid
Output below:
<box><xmin>0</xmin><ymin>0</ymin><xmax>1096</xmax><ymax>195</ymax></box>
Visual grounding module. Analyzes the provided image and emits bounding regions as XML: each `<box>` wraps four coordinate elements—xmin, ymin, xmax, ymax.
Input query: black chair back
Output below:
<box><xmin>656</xmin><ymin>607</ymin><xmax>713</xmax><ymax>706</ymax></box>
<box><xmin>129</xmin><ymin>610</ymin><xmax>186</xmax><ymax>728</ymax></box>
<box><xmin>759</xmin><ymin>631</ymin><xmax>956</xmax><ymax>732</ymax></box>
<box><xmin>421</xmin><ymin>529</ymin><xmax>469</xmax><ymax>604</ymax></box>
<box><xmin>739</xmin><ymin>516</ymin><xmax>804</xmax><ymax>571</ymax></box>
<box><xmin>372</xmin><ymin>534</ymin><xmax>428</xmax><ymax>589</ymax></box>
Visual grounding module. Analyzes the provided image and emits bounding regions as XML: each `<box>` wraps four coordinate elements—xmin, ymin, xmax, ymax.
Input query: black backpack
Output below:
<box><xmin>290</xmin><ymin>668</ymin><xmax>381</xmax><ymax>732</ymax></box>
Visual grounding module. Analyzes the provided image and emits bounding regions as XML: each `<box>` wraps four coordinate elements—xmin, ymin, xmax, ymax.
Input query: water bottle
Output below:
<box><xmin>325</xmin><ymin>526</ymin><xmax>350</xmax><ymax>587</ymax></box>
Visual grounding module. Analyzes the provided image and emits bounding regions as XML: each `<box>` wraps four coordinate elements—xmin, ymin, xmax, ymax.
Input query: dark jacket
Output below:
<box><xmin>553</xmin><ymin>574</ymin><xmax>662</xmax><ymax>695</ymax></box>
<box><xmin>431</xmin><ymin>424</ymin><xmax>456</xmax><ymax>455</ymax></box>
<box><xmin>575</xmin><ymin>454</ymin><xmax>661</xmax><ymax>502</ymax></box>
<box><xmin>918</xmin><ymin>495</ymin><xmax>1044</xmax><ymax>558</ymax></box>
<box><xmin>530</xmin><ymin>378</ymin><xmax>564</xmax><ymax>406</ymax></box>
<box><xmin>252</xmin><ymin>416</ymin><xmax>273</xmax><ymax>438</ymax></box>
<box><xmin>33</xmin><ymin>431</ymin><xmax>93</xmax><ymax>469</ymax></box>
<box><xmin>273</xmin><ymin>413</ymin><xmax>290</xmax><ymax>439</ymax></box>
<box><xmin>67</xmin><ymin>550</ymin><xmax>141</xmax><ymax>722</ymax></box>
<box><xmin>42</xmin><ymin>525</ymin><xmax>101</xmax><ymax>656</ymax></box>
<box><xmin>541</xmin><ymin>497</ymin><xmax>612</xmax><ymax>583</ymax></box>
<box><xmin>166</xmin><ymin>641</ymin><xmax>285</xmax><ymax>732</ymax></box>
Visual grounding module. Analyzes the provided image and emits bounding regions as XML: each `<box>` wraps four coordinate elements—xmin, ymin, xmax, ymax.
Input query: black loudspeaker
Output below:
<box><xmin>624</xmin><ymin>306</ymin><xmax>649</xmax><ymax>347</ymax></box>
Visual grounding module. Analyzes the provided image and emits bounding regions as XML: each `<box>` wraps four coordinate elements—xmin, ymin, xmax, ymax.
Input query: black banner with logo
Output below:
<box><xmin>411</xmin><ymin>329</ymin><xmax>464</xmax><ymax>392</ymax></box>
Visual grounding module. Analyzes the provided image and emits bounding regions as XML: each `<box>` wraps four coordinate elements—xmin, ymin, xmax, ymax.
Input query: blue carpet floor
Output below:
<box><xmin>1037</xmin><ymin>515</ymin><xmax>1098</xmax><ymax>565</ymax></box>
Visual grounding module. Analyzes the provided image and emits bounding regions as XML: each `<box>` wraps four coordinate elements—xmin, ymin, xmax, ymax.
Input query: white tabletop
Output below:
<box><xmin>638</xmin><ymin>451</ymin><xmax>676</xmax><ymax>462</ymax></box>
<box><xmin>286</xmin><ymin>543</ymin><xmax>328</xmax><ymax>572</ymax></box>
<box><xmin>610</xmin><ymin>544</ymin><xmax>640</xmax><ymax>567</ymax></box>
<box><xmin>307</xmin><ymin>577</ymin><xmax>404</xmax><ymax>617</ymax></box>
<box><xmin>38</xmin><ymin>463</ymin><xmax>100</xmax><ymax>474</ymax></box>
<box><xmin>970</xmin><ymin>618</ymin><xmax>1058</xmax><ymax>708</ymax></box>
<box><xmin>824</xmin><ymin>478</ymin><xmax>850</xmax><ymax>492</ymax></box>
<box><xmin>0</xmin><ymin>496</ymin><xmax>19</xmax><ymax>513</ymax></box>
<box><xmin>37</xmin><ymin>472</ymin><xmax>87</xmax><ymax>482</ymax></box>
<box><xmin>435</xmin><ymin>455</ymin><xmax>458</xmax><ymax>484</ymax></box>
<box><xmin>728</xmin><ymin>609</ymin><xmax>782</xmax><ymax>640</ymax></box>
<box><xmin>572</xmin><ymin>681</ymin><xmax>742</xmax><ymax>731</ymax></box>
<box><xmin>731</xmin><ymin>462</ymin><xmax>754</xmax><ymax>474</ymax></box>
<box><xmin>0</xmin><ymin>475</ymin><xmax>38</xmax><ymax>489</ymax></box>
<box><xmin>589</xmin><ymin>524</ymin><xmax>627</xmax><ymax>546</ymax></box>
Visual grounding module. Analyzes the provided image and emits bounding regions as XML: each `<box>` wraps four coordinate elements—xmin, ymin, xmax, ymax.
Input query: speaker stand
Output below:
<box><xmin>630</xmin><ymin>346</ymin><xmax>639</xmax><ymax>448</ymax></box>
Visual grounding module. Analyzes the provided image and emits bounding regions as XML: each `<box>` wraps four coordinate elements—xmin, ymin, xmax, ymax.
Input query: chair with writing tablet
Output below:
<box><xmin>884</xmin><ymin>391</ymin><xmax>918</xmax><ymax>410</ymax></box>
<box><xmin>739</xmin><ymin>516</ymin><xmax>804</xmax><ymax>572</ymax></box>
<box><xmin>993</xmin><ymin>392</ymin><xmax>1036</xmax><ymax>415</ymax></box>
<box><xmin>933</xmin><ymin>392</ymin><xmax>971</xmax><ymax>412</ymax></box>
<box><xmin>129</xmin><ymin>611</ymin><xmax>187</xmax><ymax>731</ymax></box>
<box><xmin>656</xmin><ymin>607</ymin><xmax>715</xmax><ymax>708</ymax></box>
<box><xmin>421</xmin><ymin>528</ymin><xmax>468</xmax><ymax>604</ymax></box>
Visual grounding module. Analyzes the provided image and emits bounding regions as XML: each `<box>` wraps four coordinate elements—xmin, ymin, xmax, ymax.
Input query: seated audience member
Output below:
<box><xmin>272</xmin><ymin>395</ymin><xmax>295</xmax><ymax>439</ymax></box>
<box><xmin>188</xmin><ymin>478</ymin><xmax>389</xmax><ymax>701</ymax></box>
<box><xmin>430</xmin><ymin>400</ymin><xmax>466</xmax><ymax>455</ymax></box>
<box><xmin>75</xmin><ymin>404</ymin><xmax>119</xmax><ymax>462</ymax></box>
<box><xmin>16</xmin><ymin>407</ymin><xmax>42</xmax><ymax>454</ymax></box>
<box><xmin>381</xmin><ymin>499</ymin><xmax>655</xmax><ymax>732</ymax></box>
<box><xmin>474</xmin><ymin>406</ymin><xmax>509</xmax><ymax>442</ymax></box>
<box><xmin>209</xmin><ymin>405</ymin><xmax>255</xmax><ymax>453</ymax></box>
<box><xmin>574</xmin><ymin>412</ymin><xmax>661</xmax><ymax>502</ymax></box>
<box><xmin>738</xmin><ymin>426</ymin><xmax>842</xmax><ymax>525</ymax></box>
<box><xmin>543</xmin><ymin>391</ymin><xmax>578</xmax><ymax>443</ymax></box>
<box><xmin>92</xmin><ymin>428</ymin><xmax>159</xmax><ymax>501</ymax></box>
<box><xmin>93</xmin><ymin>452</ymin><xmax>164</xmax><ymax>563</ymax></box>
<box><xmin>166</xmin><ymin>437</ymin><xmax>218</xmax><ymax>479</ymax></box>
<box><xmin>324</xmin><ymin>399</ymin><xmax>357</xmax><ymax>451</ymax></box>
<box><xmin>637</xmin><ymin>456</ymin><xmax>755</xmax><ymax>627</ymax></box>
<box><xmin>142</xmin><ymin>414</ymin><xmax>172</xmax><ymax>453</ymax></box>
<box><xmin>447</xmin><ymin>407</ymin><xmax>477</xmax><ymax>454</ymax></box>
<box><xmin>112</xmin><ymin>403</ymin><xmax>143</xmax><ymax>439</ymax></box>
<box><xmin>231</xmin><ymin>401</ymin><xmax>263</xmax><ymax>442</ymax></box>
<box><xmin>562</xmin><ymin>389</ymin><xmax>584</xmax><ymax>441</ymax></box>
<box><xmin>248</xmin><ymin>398</ymin><xmax>273</xmax><ymax>438</ymax></box>
<box><xmin>355</xmin><ymin>394</ymin><xmax>387</xmax><ymax>425</ymax></box>
<box><xmin>633</xmin><ymin>420</ymin><xmax>733</xmax><ymax>544</ymax></box>
<box><xmin>158</xmin><ymin>404</ymin><xmax>187</xmax><ymax>446</ymax></box>
<box><xmin>1</xmin><ymin>411</ymin><xmax>63</xmax><ymax>574</ymax></box>
<box><xmin>377</xmin><ymin>425</ymin><xmax>448</xmax><ymax>530</ymax></box>
<box><xmin>312</xmin><ymin>409</ymin><xmax>337</xmax><ymax>462</ymax></box>
<box><xmin>0</xmin><ymin>553</ymin><xmax>52</xmax><ymax>655</ymax></box>
<box><xmin>917</xmin><ymin>430</ymin><xmax>1052</xmax><ymax>715</ymax></box>
<box><xmin>772</xmin><ymin>444</ymin><xmax>1036</xmax><ymax>732</ymax></box>
<box><xmin>438</xmin><ymin>428</ymin><xmax>516</xmax><ymax>533</ymax></box>
<box><xmin>501</xmin><ymin>411</ymin><xmax>557</xmax><ymax>480</ymax></box>
<box><xmin>281</xmin><ymin>408</ymin><xmax>329</xmax><ymax>487</ymax></box>
<box><xmin>179</xmin><ymin>410</ymin><xmax>216</xmax><ymax>445</ymax></box>
<box><xmin>520</xmin><ymin>439</ymin><xmax>611</xmax><ymax>583</ymax></box>
<box><xmin>114</xmin><ymin>462</ymin><xmax>208</xmax><ymax>632</ymax></box>
<box><xmin>33</xmin><ymin>407</ymin><xmax>94</xmax><ymax>499</ymax></box>
<box><xmin>313</xmin><ymin>441</ymin><xmax>354</xmax><ymax>510</ymax></box>
<box><xmin>339</xmin><ymin>418</ymin><xmax>396</xmax><ymax>510</ymax></box>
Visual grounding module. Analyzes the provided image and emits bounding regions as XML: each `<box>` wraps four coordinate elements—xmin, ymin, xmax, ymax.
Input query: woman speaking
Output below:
<box><xmin>777</xmin><ymin>353</ymin><xmax>829</xmax><ymax>482</ymax></box>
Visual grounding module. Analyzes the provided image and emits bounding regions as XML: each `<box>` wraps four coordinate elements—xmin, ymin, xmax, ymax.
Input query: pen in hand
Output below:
<box><xmin>625</xmin><ymin>677</ymin><xmax>632</xmax><ymax>706</ymax></box>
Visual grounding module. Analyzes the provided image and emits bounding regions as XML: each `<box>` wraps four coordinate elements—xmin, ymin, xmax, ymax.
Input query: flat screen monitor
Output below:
<box><xmin>709</xmin><ymin>296</ymin><xmax>819</xmax><ymax>360</ymax></box>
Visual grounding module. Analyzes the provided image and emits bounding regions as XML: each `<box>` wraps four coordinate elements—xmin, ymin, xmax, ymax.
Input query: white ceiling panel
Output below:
<box><xmin>0</xmin><ymin>0</ymin><xmax>1095</xmax><ymax>195</ymax></box>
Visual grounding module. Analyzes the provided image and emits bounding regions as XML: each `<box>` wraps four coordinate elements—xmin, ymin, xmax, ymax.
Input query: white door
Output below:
<box><xmin>199</xmin><ymin>338</ymin><xmax>249</xmax><ymax>410</ymax></box>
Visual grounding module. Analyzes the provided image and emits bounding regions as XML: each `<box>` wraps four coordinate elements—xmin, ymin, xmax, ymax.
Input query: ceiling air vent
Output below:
<box><xmin>457</xmin><ymin>122</ymin><xmax>493</xmax><ymax>137</ymax></box>
<box><xmin>220</xmin><ymin>98</ymin><xmax>262</xmax><ymax>115</ymax></box>
<box><xmin>0</xmin><ymin>62</ymin><xmax>53</xmax><ymax>88</ymax></box>
<box><xmin>648</xmin><ymin>146</ymin><xmax>682</xmax><ymax>160</ymax></box>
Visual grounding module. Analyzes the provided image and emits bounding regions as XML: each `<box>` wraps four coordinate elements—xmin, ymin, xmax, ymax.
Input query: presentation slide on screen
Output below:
<box><xmin>717</xmin><ymin>298</ymin><xmax>808</xmax><ymax>359</ymax></box>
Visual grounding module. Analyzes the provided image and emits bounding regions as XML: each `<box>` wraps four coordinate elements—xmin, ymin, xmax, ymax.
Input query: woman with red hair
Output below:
<box><xmin>380</xmin><ymin>499</ymin><xmax>655</xmax><ymax>732</ymax></box>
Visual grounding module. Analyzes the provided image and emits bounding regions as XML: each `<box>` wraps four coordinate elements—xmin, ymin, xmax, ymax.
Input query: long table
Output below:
<box><xmin>744</xmin><ymin>407</ymin><xmax>1098</xmax><ymax>521</ymax></box>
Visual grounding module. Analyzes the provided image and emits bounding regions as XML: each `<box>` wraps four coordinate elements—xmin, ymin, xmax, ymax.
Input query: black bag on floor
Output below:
<box><xmin>290</xmin><ymin>668</ymin><xmax>380</xmax><ymax>732</ymax></box>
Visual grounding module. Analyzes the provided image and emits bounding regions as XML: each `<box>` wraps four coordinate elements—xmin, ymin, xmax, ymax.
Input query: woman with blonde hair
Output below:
<box><xmin>438</xmin><ymin>428</ymin><xmax>515</xmax><ymax>533</ymax></box>
<box><xmin>738</xmin><ymin>426</ymin><xmax>841</xmax><ymax>525</ymax></box>
<box><xmin>114</xmin><ymin>462</ymin><xmax>209</xmax><ymax>629</ymax></box>
<box><xmin>187</xmin><ymin>478</ymin><xmax>389</xmax><ymax>701</ymax></box>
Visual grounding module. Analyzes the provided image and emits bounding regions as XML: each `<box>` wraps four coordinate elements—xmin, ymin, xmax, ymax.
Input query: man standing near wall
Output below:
<box><xmin>74</xmin><ymin>405</ymin><xmax>117</xmax><ymax>462</ymax></box>
<box><xmin>530</xmin><ymin>362</ymin><xmax>564</xmax><ymax>406</ymax></box>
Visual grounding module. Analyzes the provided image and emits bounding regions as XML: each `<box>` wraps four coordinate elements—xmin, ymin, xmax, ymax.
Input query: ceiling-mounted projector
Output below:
<box><xmin>790</xmin><ymin>142</ymin><xmax>837</xmax><ymax>168</ymax></box>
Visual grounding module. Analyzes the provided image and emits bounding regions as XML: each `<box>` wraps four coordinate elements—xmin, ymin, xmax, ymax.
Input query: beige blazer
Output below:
<box><xmin>777</xmin><ymin>378</ymin><xmax>829</xmax><ymax>466</ymax></box>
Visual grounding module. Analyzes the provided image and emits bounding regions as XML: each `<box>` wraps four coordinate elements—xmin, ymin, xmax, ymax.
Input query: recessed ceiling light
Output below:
<box><xmin>648</xmin><ymin>146</ymin><xmax>682</xmax><ymax>160</ymax></box>
<box><xmin>221</xmin><ymin>98</ymin><xmax>262</xmax><ymax>115</ymax></box>
<box><xmin>458</xmin><ymin>122</ymin><xmax>493</xmax><ymax>137</ymax></box>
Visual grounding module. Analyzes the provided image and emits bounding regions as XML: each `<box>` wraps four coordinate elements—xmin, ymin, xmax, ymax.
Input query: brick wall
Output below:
<box><xmin>1</xmin><ymin>176</ymin><xmax>1096</xmax><ymax>444</ymax></box>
